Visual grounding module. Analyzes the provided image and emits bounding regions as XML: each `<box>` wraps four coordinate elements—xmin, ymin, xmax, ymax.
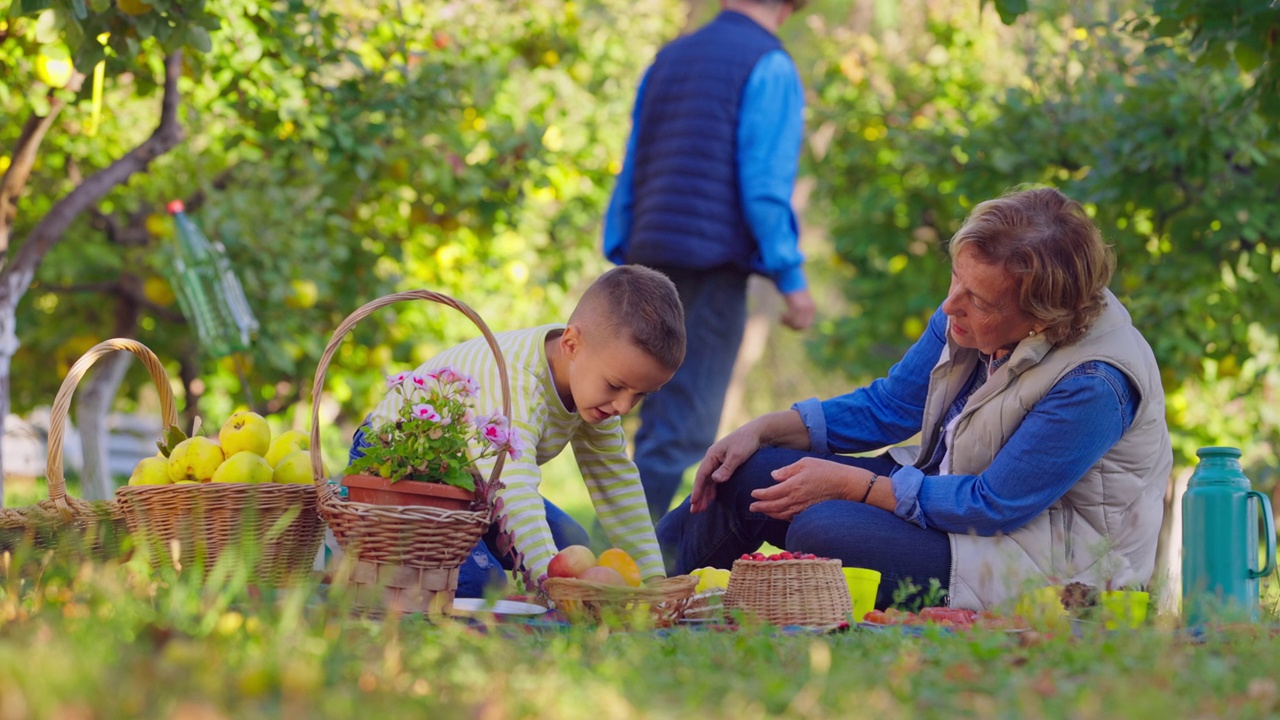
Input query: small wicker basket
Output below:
<box><xmin>310</xmin><ymin>290</ymin><xmax>511</xmax><ymax>616</ymax></box>
<box><xmin>0</xmin><ymin>339</ymin><xmax>164</xmax><ymax>556</ymax></box>
<box><xmin>723</xmin><ymin>557</ymin><xmax>852</xmax><ymax>627</ymax></box>
<box><xmin>543</xmin><ymin>575</ymin><xmax>697</xmax><ymax>627</ymax></box>
<box><xmin>97</xmin><ymin>340</ymin><xmax>325</xmax><ymax>585</ymax></box>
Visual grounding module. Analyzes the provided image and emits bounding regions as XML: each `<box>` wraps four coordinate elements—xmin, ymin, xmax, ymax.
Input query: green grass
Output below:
<box><xmin>3</xmin><ymin>533</ymin><xmax>1280</xmax><ymax>718</ymax></box>
<box><xmin>9</xmin><ymin>475</ymin><xmax>1280</xmax><ymax>717</ymax></box>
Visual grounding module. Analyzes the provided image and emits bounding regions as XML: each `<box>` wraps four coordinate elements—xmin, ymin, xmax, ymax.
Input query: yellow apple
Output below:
<box><xmin>117</xmin><ymin>0</ymin><xmax>153</xmax><ymax>16</ymax></box>
<box><xmin>219</xmin><ymin>411</ymin><xmax>271</xmax><ymax>458</ymax></box>
<box><xmin>212</xmin><ymin>451</ymin><xmax>274</xmax><ymax>484</ymax></box>
<box><xmin>128</xmin><ymin>456</ymin><xmax>170</xmax><ymax>486</ymax></box>
<box><xmin>265</xmin><ymin>429</ymin><xmax>309</xmax><ymax>467</ymax></box>
<box><xmin>168</xmin><ymin>437</ymin><xmax>225</xmax><ymax>483</ymax></box>
<box><xmin>271</xmin><ymin>450</ymin><xmax>312</xmax><ymax>484</ymax></box>
<box><xmin>34</xmin><ymin>45</ymin><xmax>74</xmax><ymax>89</ymax></box>
<box><xmin>284</xmin><ymin>279</ymin><xmax>319</xmax><ymax>309</ymax></box>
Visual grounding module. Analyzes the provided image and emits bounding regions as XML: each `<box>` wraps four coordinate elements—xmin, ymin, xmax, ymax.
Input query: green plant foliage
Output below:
<box><xmin>803</xmin><ymin>3</ymin><xmax>1280</xmax><ymax>476</ymax></box>
<box><xmin>4</xmin><ymin>0</ymin><xmax>683</xmax><ymax>450</ymax></box>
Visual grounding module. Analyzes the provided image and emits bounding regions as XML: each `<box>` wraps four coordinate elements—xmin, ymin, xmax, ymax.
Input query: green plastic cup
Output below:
<box><xmin>842</xmin><ymin>567</ymin><xmax>882</xmax><ymax>622</ymax></box>
<box><xmin>1100</xmin><ymin>590</ymin><xmax>1149</xmax><ymax>629</ymax></box>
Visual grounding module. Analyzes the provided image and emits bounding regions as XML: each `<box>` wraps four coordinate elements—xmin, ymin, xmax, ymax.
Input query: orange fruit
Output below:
<box><xmin>596</xmin><ymin>548</ymin><xmax>642</xmax><ymax>587</ymax></box>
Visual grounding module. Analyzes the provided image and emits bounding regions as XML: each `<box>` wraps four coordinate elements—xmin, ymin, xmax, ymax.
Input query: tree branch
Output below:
<box><xmin>0</xmin><ymin>53</ymin><xmax>185</xmax><ymax>310</ymax></box>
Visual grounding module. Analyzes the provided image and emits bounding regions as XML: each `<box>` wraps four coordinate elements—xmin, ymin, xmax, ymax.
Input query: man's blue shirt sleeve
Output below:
<box><xmin>602</xmin><ymin>69</ymin><xmax>649</xmax><ymax>265</ymax></box>
<box><xmin>738</xmin><ymin>49</ymin><xmax>806</xmax><ymax>294</ymax></box>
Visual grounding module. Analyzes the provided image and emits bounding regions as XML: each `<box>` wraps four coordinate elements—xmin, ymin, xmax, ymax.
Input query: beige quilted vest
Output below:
<box><xmin>887</xmin><ymin>291</ymin><xmax>1173</xmax><ymax>610</ymax></box>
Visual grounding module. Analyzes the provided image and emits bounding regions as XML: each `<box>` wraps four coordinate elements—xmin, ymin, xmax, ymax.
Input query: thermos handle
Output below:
<box><xmin>1247</xmin><ymin>490</ymin><xmax>1276</xmax><ymax>580</ymax></box>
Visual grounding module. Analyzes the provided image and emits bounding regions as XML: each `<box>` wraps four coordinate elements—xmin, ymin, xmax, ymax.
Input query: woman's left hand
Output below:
<box><xmin>748</xmin><ymin>457</ymin><xmax>857</xmax><ymax>521</ymax></box>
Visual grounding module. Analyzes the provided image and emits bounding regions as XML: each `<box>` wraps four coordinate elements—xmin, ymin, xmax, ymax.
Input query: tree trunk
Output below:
<box><xmin>0</xmin><ymin>302</ymin><xmax>14</xmax><ymax>500</ymax></box>
<box><xmin>74</xmin><ymin>350</ymin><xmax>134</xmax><ymax>500</ymax></box>
<box><xmin>1154</xmin><ymin>466</ymin><xmax>1192</xmax><ymax>616</ymax></box>
<box><xmin>719</xmin><ymin>277</ymin><xmax>780</xmax><ymax>437</ymax></box>
<box><xmin>0</xmin><ymin>53</ymin><xmax>184</xmax><ymax>507</ymax></box>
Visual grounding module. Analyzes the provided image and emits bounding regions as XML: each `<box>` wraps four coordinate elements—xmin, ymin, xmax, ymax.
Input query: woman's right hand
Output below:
<box><xmin>690</xmin><ymin>424</ymin><xmax>764</xmax><ymax>513</ymax></box>
<box><xmin>690</xmin><ymin>410</ymin><xmax>810</xmax><ymax>513</ymax></box>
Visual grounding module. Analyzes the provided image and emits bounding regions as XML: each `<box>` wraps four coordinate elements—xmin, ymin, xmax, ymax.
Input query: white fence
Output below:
<box><xmin>2</xmin><ymin>410</ymin><xmax>163</xmax><ymax>480</ymax></box>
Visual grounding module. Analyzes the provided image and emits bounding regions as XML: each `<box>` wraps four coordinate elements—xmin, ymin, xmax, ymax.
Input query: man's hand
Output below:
<box><xmin>747</xmin><ymin>456</ymin><xmax>853</xmax><ymax>521</ymax></box>
<box><xmin>781</xmin><ymin>288</ymin><xmax>816</xmax><ymax>330</ymax></box>
<box><xmin>690</xmin><ymin>424</ymin><xmax>766</xmax><ymax>513</ymax></box>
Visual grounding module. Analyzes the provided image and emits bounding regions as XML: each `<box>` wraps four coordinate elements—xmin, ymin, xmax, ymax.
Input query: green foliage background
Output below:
<box><xmin>2</xmin><ymin>0</ymin><xmax>1279</xmax><ymax>500</ymax></box>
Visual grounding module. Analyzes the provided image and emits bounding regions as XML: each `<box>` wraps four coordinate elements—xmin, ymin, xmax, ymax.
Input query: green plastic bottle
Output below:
<box><xmin>1181</xmin><ymin>446</ymin><xmax>1276</xmax><ymax>626</ymax></box>
<box><xmin>167</xmin><ymin>199</ymin><xmax>258</xmax><ymax>358</ymax></box>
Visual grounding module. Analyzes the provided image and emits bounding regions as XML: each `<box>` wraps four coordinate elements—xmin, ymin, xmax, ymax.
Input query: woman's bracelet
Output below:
<box><xmin>859</xmin><ymin>473</ymin><xmax>881</xmax><ymax>503</ymax></box>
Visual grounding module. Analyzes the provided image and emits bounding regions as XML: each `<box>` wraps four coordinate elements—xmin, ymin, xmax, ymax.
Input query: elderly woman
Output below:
<box><xmin>656</xmin><ymin>187</ymin><xmax>1173</xmax><ymax>610</ymax></box>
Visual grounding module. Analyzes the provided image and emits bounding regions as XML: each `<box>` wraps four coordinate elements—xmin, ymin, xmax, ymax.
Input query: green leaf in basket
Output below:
<box><xmin>156</xmin><ymin>424</ymin><xmax>189</xmax><ymax>458</ymax></box>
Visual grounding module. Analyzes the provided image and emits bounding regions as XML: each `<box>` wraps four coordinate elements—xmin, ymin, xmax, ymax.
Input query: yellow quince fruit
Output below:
<box><xmin>219</xmin><ymin>411</ymin><xmax>271</xmax><ymax>458</ymax></box>
<box><xmin>265</xmin><ymin>429</ymin><xmax>309</xmax><ymax>467</ymax></box>
<box><xmin>212</xmin><ymin>451</ymin><xmax>274</xmax><ymax>484</ymax></box>
<box><xmin>128</xmin><ymin>456</ymin><xmax>170</xmax><ymax>486</ymax></box>
<box><xmin>167</xmin><ymin>437</ymin><xmax>225</xmax><ymax>483</ymax></box>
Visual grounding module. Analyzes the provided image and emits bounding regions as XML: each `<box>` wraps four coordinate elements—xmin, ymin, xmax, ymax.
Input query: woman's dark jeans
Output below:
<box><xmin>656</xmin><ymin>447</ymin><xmax>953</xmax><ymax>609</ymax></box>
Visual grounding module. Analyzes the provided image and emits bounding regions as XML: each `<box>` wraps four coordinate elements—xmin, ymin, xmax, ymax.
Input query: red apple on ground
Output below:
<box><xmin>547</xmin><ymin>545</ymin><xmax>597</xmax><ymax>579</ymax></box>
<box><xmin>578</xmin><ymin>566</ymin><xmax>626</xmax><ymax>586</ymax></box>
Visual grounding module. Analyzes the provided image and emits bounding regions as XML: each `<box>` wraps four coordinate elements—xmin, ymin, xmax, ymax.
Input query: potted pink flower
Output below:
<box><xmin>342</xmin><ymin>366</ymin><xmax>521</xmax><ymax>511</ymax></box>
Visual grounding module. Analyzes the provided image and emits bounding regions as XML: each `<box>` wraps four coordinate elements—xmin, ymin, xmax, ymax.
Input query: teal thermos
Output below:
<box><xmin>1181</xmin><ymin>446</ymin><xmax>1276</xmax><ymax>625</ymax></box>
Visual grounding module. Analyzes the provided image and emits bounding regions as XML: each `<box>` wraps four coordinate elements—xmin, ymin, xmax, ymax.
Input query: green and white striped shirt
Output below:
<box><xmin>369</xmin><ymin>324</ymin><xmax>665</xmax><ymax>587</ymax></box>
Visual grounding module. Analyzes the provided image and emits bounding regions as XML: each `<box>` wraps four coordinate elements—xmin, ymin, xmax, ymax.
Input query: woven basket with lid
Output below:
<box><xmin>723</xmin><ymin>557</ymin><xmax>852</xmax><ymax>627</ymax></box>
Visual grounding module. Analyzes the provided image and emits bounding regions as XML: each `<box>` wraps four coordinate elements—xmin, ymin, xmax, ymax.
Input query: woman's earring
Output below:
<box><xmin>1028</xmin><ymin>329</ymin><xmax>1037</xmax><ymax>337</ymax></box>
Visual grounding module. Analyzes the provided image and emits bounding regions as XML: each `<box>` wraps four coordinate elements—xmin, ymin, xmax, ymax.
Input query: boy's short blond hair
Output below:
<box><xmin>570</xmin><ymin>266</ymin><xmax>686</xmax><ymax>371</ymax></box>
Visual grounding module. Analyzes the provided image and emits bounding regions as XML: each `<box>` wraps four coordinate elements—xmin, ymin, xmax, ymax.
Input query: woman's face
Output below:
<box><xmin>941</xmin><ymin>246</ymin><xmax>1040</xmax><ymax>357</ymax></box>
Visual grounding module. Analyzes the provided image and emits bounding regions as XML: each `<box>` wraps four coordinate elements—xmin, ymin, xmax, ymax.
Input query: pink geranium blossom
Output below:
<box><xmin>350</xmin><ymin>365</ymin><xmax>519</xmax><ymax>489</ymax></box>
<box><xmin>411</xmin><ymin>404</ymin><xmax>441</xmax><ymax>422</ymax></box>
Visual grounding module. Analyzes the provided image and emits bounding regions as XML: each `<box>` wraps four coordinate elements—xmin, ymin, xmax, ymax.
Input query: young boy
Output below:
<box><xmin>350</xmin><ymin>266</ymin><xmax>685</xmax><ymax>596</ymax></box>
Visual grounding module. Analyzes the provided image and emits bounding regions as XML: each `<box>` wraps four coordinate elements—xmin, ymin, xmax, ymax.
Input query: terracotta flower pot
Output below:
<box><xmin>341</xmin><ymin>474</ymin><xmax>476</xmax><ymax>511</ymax></box>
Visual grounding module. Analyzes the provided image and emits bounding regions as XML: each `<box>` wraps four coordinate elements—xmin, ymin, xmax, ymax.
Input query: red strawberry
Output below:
<box><xmin>780</xmin><ymin>551</ymin><xmax>794</xmax><ymax>560</ymax></box>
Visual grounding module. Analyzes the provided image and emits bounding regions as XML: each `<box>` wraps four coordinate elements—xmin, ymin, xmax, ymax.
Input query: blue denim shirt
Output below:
<box><xmin>793</xmin><ymin>307</ymin><xmax>1139</xmax><ymax>536</ymax></box>
<box><xmin>603</xmin><ymin>50</ymin><xmax>807</xmax><ymax>294</ymax></box>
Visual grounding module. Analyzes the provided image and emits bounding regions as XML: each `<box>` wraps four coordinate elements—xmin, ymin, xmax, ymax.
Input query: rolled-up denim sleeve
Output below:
<box><xmin>791</xmin><ymin>397</ymin><xmax>830</xmax><ymax>454</ymax></box>
<box><xmin>891</xmin><ymin>464</ymin><xmax>928</xmax><ymax>527</ymax></box>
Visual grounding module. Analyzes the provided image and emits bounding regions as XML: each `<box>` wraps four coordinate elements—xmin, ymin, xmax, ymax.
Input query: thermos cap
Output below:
<box><xmin>1195</xmin><ymin>446</ymin><xmax>1242</xmax><ymax>460</ymax></box>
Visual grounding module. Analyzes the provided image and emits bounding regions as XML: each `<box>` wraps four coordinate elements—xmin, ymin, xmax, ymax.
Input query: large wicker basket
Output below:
<box><xmin>0</xmin><ymin>339</ymin><xmax>163</xmax><ymax>556</ymax></box>
<box><xmin>106</xmin><ymin>341</ymin><xmax>324</xmax><ymax>585</ymax></box>
<box><xmin>544</xmin><ymin>575</ymin><xmax>698</xmax><ymax>628</ymax></box>
<box><xmin>723</xmin><ymin>557</ymin><xmax>852</xmax><ymax>627</ymax></box>
<box><xmin>310</xmin><ymin>290</ymin><xmax>511</xmax><ymax>616</ymax></box>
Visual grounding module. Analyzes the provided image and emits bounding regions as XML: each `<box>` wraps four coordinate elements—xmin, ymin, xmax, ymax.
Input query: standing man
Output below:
<box><xmin>603</xmin><ymin>0</ymin><xmax>816</xmax><ymax>522</ymax></box>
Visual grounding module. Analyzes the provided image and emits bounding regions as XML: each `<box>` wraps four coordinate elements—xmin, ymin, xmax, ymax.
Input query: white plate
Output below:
<box><xmin>451</xmin><ymin>598</ymin><xmax>549</xmax><ymax>616</ymax></box>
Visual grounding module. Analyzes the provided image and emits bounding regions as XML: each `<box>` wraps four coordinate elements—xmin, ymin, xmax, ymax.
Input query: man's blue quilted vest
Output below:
<box><xmin>625</xmin><ymin>11</ymin><xmax>783</xmax><ymax>271</ymax></box>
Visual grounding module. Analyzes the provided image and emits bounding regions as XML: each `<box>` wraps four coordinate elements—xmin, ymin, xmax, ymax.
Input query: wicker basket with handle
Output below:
<box><xmin>723</xmin><ymin>557</ymin><xmax>852</xmax><ymax>627</ymax></box>
<box><xmin>102</xmin><ymin>340</ymin><xmax>324</xmax><ymax>585</ymax></box>
<box><xmin>310</xmin><ymin>290</ymin><xmax>511</xmax><ymax>616</ymax></box>
<box><xmin>0</xmin><ymin>339</ymin><xmax>167</xmax><ymax>555</ymax></box>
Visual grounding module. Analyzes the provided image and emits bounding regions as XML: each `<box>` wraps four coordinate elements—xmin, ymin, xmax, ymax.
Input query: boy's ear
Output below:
<box><xmin>560</xmin><ymin>324</ymin><xmax>582</xmax><ymax>358</ymax></box>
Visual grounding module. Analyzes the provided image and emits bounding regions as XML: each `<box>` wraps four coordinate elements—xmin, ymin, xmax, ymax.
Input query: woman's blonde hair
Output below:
<box><xmin>948</xmin><ymin>187</ymin><xmax>1115</xmax><ymax>346</ymax></box>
